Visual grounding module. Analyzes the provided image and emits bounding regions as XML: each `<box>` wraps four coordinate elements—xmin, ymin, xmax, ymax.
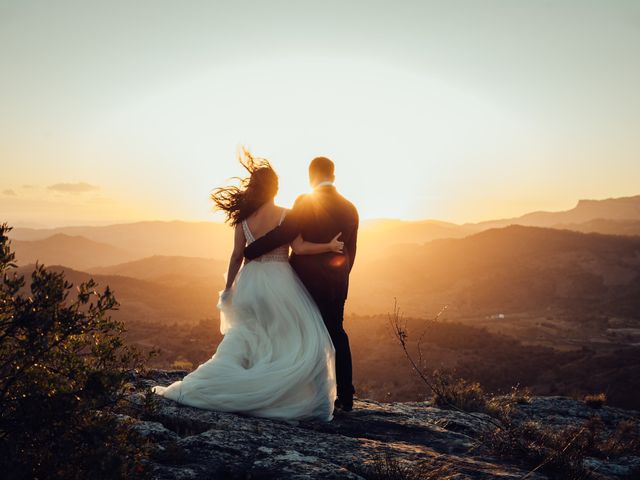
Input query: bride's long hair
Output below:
<box><xmin>210</xmin><ymin>147</ymin><xmax>279</xmax><ymax>226</ymax></box>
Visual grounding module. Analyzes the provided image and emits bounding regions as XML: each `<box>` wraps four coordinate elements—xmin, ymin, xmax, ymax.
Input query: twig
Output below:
<box><xmin>388</xmin><ymin>299</ymin><xmax>504</xmax><ymax>431</ymax></box>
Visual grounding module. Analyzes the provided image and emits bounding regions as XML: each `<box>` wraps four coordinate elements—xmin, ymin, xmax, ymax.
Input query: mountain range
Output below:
<box><xmin>12</xmin><ymin>233</ymin><xmax>137</xmax><ymax>270</ymax></box>
<box><xmin>8</xmin><ymin>195</ymin><xmax>640</xmax><ymax>266</ymax></box>
<box><xmin>5</xmin><ymin>193</ymin><xmax>640</xmax><ymax>324</ymax></box>
<box><xmin>469</xmin><ymin>194</ymin><xmax>640</xmax><ymax>229</ymax></box>
<box><xmin>349</xmin><ymin>224</ymin><xmax>640</xmax><ymax>318</ymax></box>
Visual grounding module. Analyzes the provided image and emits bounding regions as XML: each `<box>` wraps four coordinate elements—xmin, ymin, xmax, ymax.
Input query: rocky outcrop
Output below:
<box><xmin>124</xmin><ymin>370</ymin><xmax>640</xmax><ymax>479</ymax></box>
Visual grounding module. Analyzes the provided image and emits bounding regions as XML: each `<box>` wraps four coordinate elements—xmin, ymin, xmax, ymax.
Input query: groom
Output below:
<box><xmin>244</xmin><ymin>157</ymin><xmax>359</xmax><ymax>411</ymax></box>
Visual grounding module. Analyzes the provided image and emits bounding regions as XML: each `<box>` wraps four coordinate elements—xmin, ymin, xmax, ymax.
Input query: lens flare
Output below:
<box><xmin>329</xmin><ymin>255</ymin><xmax>347</xmax><ymax>268</ymax></box>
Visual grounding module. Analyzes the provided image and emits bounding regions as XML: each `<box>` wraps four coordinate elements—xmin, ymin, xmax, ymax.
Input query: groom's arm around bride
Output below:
<box><xmin>243</xmin><ymin>160</ymin><xmax>359</xmax><ymax>280</ymax></box>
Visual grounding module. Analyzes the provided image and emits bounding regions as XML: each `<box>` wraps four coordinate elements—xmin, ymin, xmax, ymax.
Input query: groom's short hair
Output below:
<box><xmin>309</xmin><ymin>157</ymin><xmax>335</xmax><ymax>178</ymax></box>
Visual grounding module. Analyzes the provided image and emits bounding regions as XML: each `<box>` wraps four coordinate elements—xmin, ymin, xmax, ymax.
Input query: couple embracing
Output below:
<box><xmin>153</xmin><ymin>150</ymin><xmax>359</xmax><ymax>421</ymax></box>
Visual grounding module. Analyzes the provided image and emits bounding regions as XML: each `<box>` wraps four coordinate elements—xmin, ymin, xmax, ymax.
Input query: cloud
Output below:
<box><xmin>47</xmin><ymin>182</ymin><xmax>99</xmax><ymax>194</ymax></box>
<box><xmin>2</xmin><ymin>189</ymin><xmax>16</xmax><ymax>196</ymax></box>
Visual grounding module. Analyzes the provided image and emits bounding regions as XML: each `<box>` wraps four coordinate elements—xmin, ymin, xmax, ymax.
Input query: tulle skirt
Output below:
<box><xmin>152</xmin><ymin>260</ymin><xmax>337</xmax><ymax>421</ymax></box>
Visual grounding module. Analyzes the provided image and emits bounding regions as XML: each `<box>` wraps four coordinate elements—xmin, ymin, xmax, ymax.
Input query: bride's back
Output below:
<box><xmin>245</xmin><ymin>204</ymin><xmax>285</xmax><ymax>240</ymax></box>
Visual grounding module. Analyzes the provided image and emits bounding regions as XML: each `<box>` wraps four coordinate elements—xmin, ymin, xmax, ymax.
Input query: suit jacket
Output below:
<box><xmin>244</xmin><ymin>185</ymin><xmax>359</xmax><ymax>303</ymax></box>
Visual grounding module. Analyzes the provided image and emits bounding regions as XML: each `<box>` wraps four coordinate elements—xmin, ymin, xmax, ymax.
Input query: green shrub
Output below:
<box><xmin>0</xmin><ymin>223</ymin><xmax>150</xmax><ymax>479</ymax></box>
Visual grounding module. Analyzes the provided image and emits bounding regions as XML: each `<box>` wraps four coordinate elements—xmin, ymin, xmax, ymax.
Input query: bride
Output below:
<box><xmin>152</xmin><ymin>149</ymin><xmax>342</xmax><ymax>421</ymax></box>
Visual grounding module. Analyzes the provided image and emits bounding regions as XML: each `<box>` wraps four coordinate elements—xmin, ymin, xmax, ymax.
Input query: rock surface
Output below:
<box><xmin>124</xmin><ymin>370</ymin><xmax>640</xmax><ymax>479</ymax></box>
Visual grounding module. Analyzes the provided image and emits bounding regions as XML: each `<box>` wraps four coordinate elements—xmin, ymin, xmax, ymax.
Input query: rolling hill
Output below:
<box><xmin>8</xmin><ymin>195</ymin><xmax>640</xmax><ymax>266</ymax></box>
<box><xmin>348</xmin><ymin>225</ymin><xmax>640</xmax><ymax>318</ymax></box>
<box><xmin>11</xmin><ymin>233</ymin><xmax>136</xmax><ymax>270</ymax></box>
<box><xmin>357</xmin><ymin>218</ymin><xmax>474</xmax><ymax>257</ymax></box>
<box><xmin>15</xmin><ymin>263</ymin><xmax>221</xmax><ymax>325</ymax></box>
<box><xmin>5</xmin><ymin>193</ymin><xmax>640</xmax><ymax>332</ymax></box>
<box><xmin>9</xmin><ymin>220</ymin><xmax>234</xmax><ymax>260</ymax></box>
<box><xmin>469</xmin><ymin>194</ymin><xmax>640</xmax><ymax>230</ymax></box>
<box><xmin>89</xmin><ymin>255</ymin><xmax>226</xmax><ymax>283</ymax></box>
<box><xmin>553</xmin><ymin>218</ymin><xmax>640</xmax><ymax>236</ymax></box>
<box><xmin>8</xmin><ymin>224</ymin><xmax>640</xmax><ymax>323</ymax></box>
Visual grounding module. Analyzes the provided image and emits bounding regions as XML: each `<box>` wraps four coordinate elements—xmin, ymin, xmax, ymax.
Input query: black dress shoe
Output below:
<box><xmin>335</xmin><ymin>397</ymin><xmax>353</xmax><ymax>412</ymax></box>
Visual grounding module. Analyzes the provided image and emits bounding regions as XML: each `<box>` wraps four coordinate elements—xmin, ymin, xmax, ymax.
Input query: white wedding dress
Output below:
<box><xmin>152</xmin><ymin>214</ymin><xmax>337</xmax><ymax>421</ymax></box>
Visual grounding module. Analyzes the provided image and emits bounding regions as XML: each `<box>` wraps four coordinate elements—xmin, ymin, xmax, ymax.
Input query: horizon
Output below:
<box><xmin>2</xmin><ymin>1</ymin><xmax>640</xmax><ymax>227</ymax></box>
<box><xmin>5</xmin><ymin>191</ymin><xmax>640</xmax><ymax>230</ymax></box>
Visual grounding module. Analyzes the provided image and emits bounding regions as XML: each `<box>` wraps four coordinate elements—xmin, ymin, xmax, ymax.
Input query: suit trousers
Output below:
<box><xmin>314</xmin><ymin>297</ymin><xmax>354</xmax><ymax>400</ymax></box>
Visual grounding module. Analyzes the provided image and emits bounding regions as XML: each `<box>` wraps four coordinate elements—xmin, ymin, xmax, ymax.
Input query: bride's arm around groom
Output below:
<box><xmin>244</xmin><ymin>195</ymin><xmax>307</xmax><ymax>260</ymax></box>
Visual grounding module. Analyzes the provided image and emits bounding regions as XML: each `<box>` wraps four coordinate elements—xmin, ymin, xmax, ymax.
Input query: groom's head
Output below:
<box><xmin>308</xmin><ymin>157</ymin><xmax>335</xmax><ymax>187</ymax></box>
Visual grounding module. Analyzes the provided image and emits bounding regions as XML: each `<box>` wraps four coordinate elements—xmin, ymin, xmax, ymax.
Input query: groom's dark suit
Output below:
<box><xmin>244</xmin><ymin>185</ymin><xmax>359</xmax><ymax>402</ymax></box>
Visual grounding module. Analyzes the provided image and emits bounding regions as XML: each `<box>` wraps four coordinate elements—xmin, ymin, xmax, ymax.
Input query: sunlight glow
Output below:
<box><xmin>2</xmin><ymin>1</ymin><xmax>639</xmax><ymax>227</ymax></box>
<box><xmin>79</xmin><ymin>56</ymin><xmax>533</xmax><ymax>222</ymax></box>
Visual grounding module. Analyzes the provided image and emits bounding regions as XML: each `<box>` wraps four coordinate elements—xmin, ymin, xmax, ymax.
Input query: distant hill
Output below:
<box><xmin>358</xmin><ymin>219</ymin><xmax>473</xmax><ymax>257</ymax></box>
<box><xmin>469</xmin><ymin>194</ymin><xmax>640</xmax><ymax>230</ymax></box>
<box><xmin>553</xmin><ymin>218</ymin><xmax>640</xmax><ymax>236</ymax></box>
<box><xmin>10</xmin><ymin>220</ymin><xmax>233</xmax><ymax>260</ymax></box>
<box><xmin>8</xmin><ymin>221</ymin><xmax>640</xmax><ymax>363</ymax></box>
<box><xmin>8</xmin><ymin>195</ymin><xmax>640</xmax><ymax>265</ymax></box>
<box><xmin>10</xmin><ymin>224</ymin><xmax>640</xmax><ymax>320</ymax></box>
<box><xmin>15</xmin><ymin>264</ymin><xmax>221</xmax><ymax>325</ymax></box>
<box><xmin>348</xmin><ymin>225</ymin><xmax>640</xmax><ymax>317</ymax></box>
<box><xmin>89</xmin><ymin>255</ymin><xmax>226</xmax><ymax>282</ymax></box>
<box><xmin>6</xmin><ymin>194</ymin><xmax>640</xmax><ymax>322</ymax></box>
<box><xmin>12</xmin><ymin>234</ymin><xmax>136</xmax><ymax>270</ymax></box>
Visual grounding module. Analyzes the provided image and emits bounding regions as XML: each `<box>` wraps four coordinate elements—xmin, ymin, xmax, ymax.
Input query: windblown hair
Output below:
<box><xmin>210</xmin><ymin>148</ymin><xmax>279</xmax><ymax>226</ymax></box>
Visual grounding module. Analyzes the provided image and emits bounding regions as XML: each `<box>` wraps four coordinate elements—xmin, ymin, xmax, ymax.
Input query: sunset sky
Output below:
<box><xmin>1</xmin><ymin>1</ymin><xmax>639</xmax><ymax>227</ymax></box>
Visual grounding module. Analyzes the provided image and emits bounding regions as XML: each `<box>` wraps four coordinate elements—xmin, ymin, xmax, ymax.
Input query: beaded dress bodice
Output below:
<box><xmin>242</xmin><ymin>210</ymin><xmax>289</xmax><ymax>263</ymax></box>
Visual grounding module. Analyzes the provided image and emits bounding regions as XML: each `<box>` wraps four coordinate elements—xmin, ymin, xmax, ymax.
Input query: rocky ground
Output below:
<box><xmin>123</xmin><ymin>370</ymin><xmax>640</xmax><ymax>480</ymax></box>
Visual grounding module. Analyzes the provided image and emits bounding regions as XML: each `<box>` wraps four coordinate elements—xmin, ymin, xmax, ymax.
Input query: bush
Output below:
<box><xmin>483</xmin><ymin>414</ymin><xmax>640</xmax><ymax>480</ymax></box>
<box><xmin>485</xmin><ymin>418</ymin><xmax>595</xmax><ymax>479</ymax></box>
<box><xmin>430</xmin><ymin>370</ymin><xmax>488</xmax><ymax>413</ymax></box>
<box><xmin>355</xmin><ymin>451</ymin><xmax>455</xmax><ymax>480</ymax></box>
<box><xmin>0</xmin><ymin>223</ymin><xmax>150</xmax><ymax>479</ymax></box>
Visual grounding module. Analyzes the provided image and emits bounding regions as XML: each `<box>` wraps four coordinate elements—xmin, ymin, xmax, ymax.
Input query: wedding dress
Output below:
<box><xmin>152</xmin><ymin>214</ymin><xmax>337</xmax><ymax>421</ymax></box>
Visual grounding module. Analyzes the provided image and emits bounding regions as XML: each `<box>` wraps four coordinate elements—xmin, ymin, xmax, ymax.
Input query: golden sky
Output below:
<box><xmin>1</xmin><ymin>1</ymin><xmax>639</xmax><ymax>227</ymax></box>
